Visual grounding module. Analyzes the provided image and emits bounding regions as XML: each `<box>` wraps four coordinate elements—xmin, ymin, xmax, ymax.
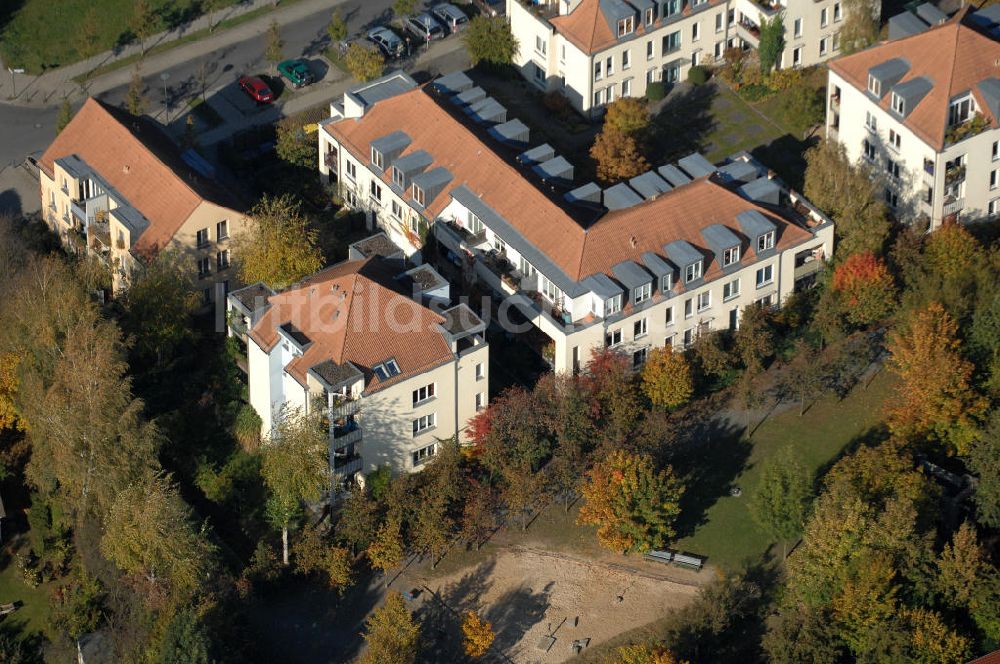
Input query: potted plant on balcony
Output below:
<box><xmin>541</xmin><ymin>341</ymin><xmax>555</xmax><ymax>366</ymax></box>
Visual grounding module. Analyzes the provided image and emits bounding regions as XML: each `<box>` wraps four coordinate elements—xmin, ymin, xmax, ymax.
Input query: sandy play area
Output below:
<box><xmin>415</xmin><ymin>546</ymin><xmax>702</xmax><ymax>663</ymax></box>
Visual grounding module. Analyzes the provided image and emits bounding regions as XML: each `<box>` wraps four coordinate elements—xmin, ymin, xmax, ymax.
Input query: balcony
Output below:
<box><xmin>332</xmin><ymin>454</ymin><xmax>363</xmax><ymax>477</ymax></box>
<box><xmin>943</xmin><ymin>196</ymin><xmax>964</xmax><ymax>217</ymax></box>
<box><xmin>324</xmin><ymin>151</ymin><xmax>337</xmax><ymax>172</ymax></box>
<box><xmin>922</xmin><ymin>160</ymin><xmax>936</xmax><ymax>187</ymax></box>
<box><xmin>330</xmin><ymin>397</ymin><xmax>360</xmax><ymax>421</ymax></box>
<box><xmin>945</xmin><ymin>112</ymin><xmax>989</xmax><ymax>146</ymax></box>
<box><xmin>736</xmin><ymin>21</ymin><xmax>760</xmax><ymax>47</ymax></box>
<box><xmin>70</xmin><ymin>200</ymin><xmax>87</xmax><ymax>224</ymax></box>
<box><xmin>945</xmin><ymin>164</ymin><xmax>965</xmax><ymax>186</ymax></box>
<box><xmin>515</xmin><ymin>0</ymin><xmax>560</xmax><ymax>22</ymax></box>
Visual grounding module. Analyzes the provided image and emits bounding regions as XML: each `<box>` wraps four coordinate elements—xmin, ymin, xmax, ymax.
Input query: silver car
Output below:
<box><xmin>404</xmin><ymin>13</ymin><xmax>446</xmax><ymax>42</ymax></box>
<box><xmin>367</xmin><ymin>26</ymin><xmax>405</xmax><ymax>58</ymax></box>
<box><xmin>431</xmin><ymin>4</ymin><xmax>469</xmax><ymax>33</ymax></box>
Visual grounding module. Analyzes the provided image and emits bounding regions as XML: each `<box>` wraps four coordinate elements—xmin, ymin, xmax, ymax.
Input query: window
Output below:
<box><xmin>605</xmin><ymin>294</ymin><xmax>623</xmax><ymax>316</ymax></box>
<box><xmin>392</xmin><ymin>167</ymin><xmax>405</xmax><ymax>188</ymax></box>
<box><xmin>663</xmin><ymin>31</ymin><xmax>681</xmax><ymax>54</ymax></box>
<box><xmin>723</xmin><ymin>245</ymin><xmax>740</xmax><ymax>267</ymax></box>
<box><xmin>594</xmin><ymin>61</ymin><xmax>603</xmax><ymax>81</ymax></box>
<box><xmin>716</xmin><ymin>12</ymin><xmax>724</xmax><ymax>32</ymax></box>
<box><xmin>891</xmin><ymin>92</ymin><xmax>905</xmax><ymax>116</ymax></box>
<box><xmin>560</xmin><ymin>44</ymin><xmax>565</xmax><ymax>62</ymax></box>
<box><xmin>756</xmin><ymin>264</ymin><xmax>774</xmax><ymax>287</ymax></box>
<box><xmin>197</xmin><ymin>257</ymin><xmax>210</xmax><ymax>278</ymax></box>
<box><xmin>622</xmin><ymin>50</ymin><xmax>631</xmax><ymax>70</ymax></box>
<box><xmin>832</xmin><ymin>33</ymin><xmax>840</xmax><ymax>51</ymax></box>
<box><xmin>373</xmin><ymin>359</ymin><xmax>401</xmax><ymax>381</ymax></box>
<box><xmin>665</xmin><ymin>306</ymin><xmax>674</xmax><ymax>325</ymax></box>
<box><xmin>685</xmin><ymin>260</ymin><xmax>703</xmax><ymax>283</ymax></box>
<box><xmin>196</xmin><ymin>228</ymin><xmax>209</xmax><ymax>247</ymax></box>
<box><xmin>618</xmin><ymin>16</ymin><xmax>635</xmax><ymax>36</ymax></box>
<box><xmin>370</xmin><ymin>180</ymin><xmax>382</xmax><ymax>203</ymax></box>
<box><xmin>412</xmin><ymin>184</ymin><xmax>425</xmax><ymax>207</ymax></box>
<box><xmin>757</xmin><ymin>293</ymin><xmax>774</xmax><ymax>307</ymax></box>
<box><xmin>990</xmin><ymin>198</ymin><xmax>1000</xmax><ymax>218</ymax></box>
<box><xmin>345</xmin><ymin>160</ymin><xmax>357</xmax><ymax>181</ymax></box>
<box><xmin>992</xmin><ymin>169</ymin><xmax>999</xmax><ymax>190</ymax></box>
<box><xmin>793</xmin><ymin>18</ymin><xmax>802</xmax><ymax>37</ymax></box>
<box><xmin>634</xmin><ymin>318</ymin><xmax>648</xmax><ymax>338</ymax></box>
<box><xmin>646</xmin><ymin>40</ymin><xmax>654</xmax><ymax>60</ymax></box>
<box><xmin>792</xmin><ymin>46</ymin><xmax>802</xmax><ymax>66</ymax></box>
<box><xmin>834</xmin><ymin>2</ymin><xmax>842</xmax><ymax>21</ymax></box>
<box><xmin>594</xmin><ymin>88</ymin><xmax>605</xmax><ymax>107</ymax></box>
<box><xmin>949</xmin><ymin>97</ymin><xmax>972</xmax><ymax>126</ymax></box>
<box><xmin>665</xmin><ymin>334</ymin><xmax>675</xmax><ymax>348</ymax></box>
<box><xmin>645</xmin><ymin>7</ymin><xmax>655</xmax><ymax>24</ymax></box>
<box><xmin>863</xmin><ymin>138</ymin><xmax>877</xmax><ymax>161</ymax></box>
<box><xmin>819</xmin><ymin>37</ymin><xmax>828</xmax><ymax>56</ymax></box>
<box><xmin>884</xmin><ymin>188</ymin><xmax>899</xmax><ymax>208</ymax></box>
<box><xmin>886</xmin><ymin>159</ymin><xmax>900</xmax><ymax>181</ymax></box>
<box><xmin>684</xmin><ymin>298</ymin><xmax>693</xmax><ymax>318</ymax></box>
<box><xmin>715</xmin><ymin>41</ymin><xmax>725</xmax><ymax>59</ymax></box>
<box><xmin>533</xmin><ymin>63</ymin><xmax>545</xmax><ymax>83</ymax></box>
<box><xmin>664</xmin><ymin>0</ymin><xmax>681</xmax><ymax>17</ymax></box>
<box><xmin>622</xmin><ymin>78</ymin><xmax>631</xmax><ymax>97</ymax></box>
<box><xmin>216</xmin><ymin>220</ymin><xmax>228</xmax><ymax>240</ymax></box>
<box><xmin>697</xmin><ymin>291</ymin><xmax>711</xmax><ymax>312</ymax></box>
<box><xmin>412</xmin><ymin>443</ymin><xmax>437</xmax><ymax>464</ymax></box>
<box><xmin>475</xmin><ymin>362</ymin><xmax>485</xmax><ymax>380</ymax></box>
<box><xmin>606</xmin><ymin>56</ymin><xmax>614</xmax><ymax>76</ymax></box>
<box><xmin>634</xmin><ymin>283</ymin><xmax>651</xmax><ymax>304</ymax></box>
<box><xmin>216</xmin><ymin>249</ymin><xmax>230</xmax><ymax>271</ymax></box>
<box><xmin>475</xmin><ymin>392</ymin><xmax>485</xmax><ymax>411</ymax></box>
<box><xmin>647</xmin><ymin>67</ymin><xmax>658</xmax><ymax>83</ymax></box>
<box><xmin>606</xmin><ymin>328</ymin><xmax>623</xmax><ymax>347</ymax></box>
<box><xmin>391</xmin><ymin>199</ymin><xmax>403</xmax><ymax>220</ymax></box>
<box><xmin>692</xmin><ymin>22</ymin><xmax>700</xmax><ymax>41</ymax></box>
<box><xmin>993</xmin><ymin>141</ymin><xmax>999</xmax><ymax>161</ymax></box>
<box><xmin>865</xmin><ymin>111</ymin><xmax>877</xmax><ymax>132</ymax></box>
<box><xmin>371</xmin><ymin>148</ymin><xmax>384</xmax><ymax>170</ymax></box>
<box><xmin>535</xmin><ymin>35</ymin><xmax>547</xmax><ymax>55</ymax></box>
<box><xmin>867</xmin><ymin>75</ymin><xmax>881</xmax><ymax>96</ymax></box>
<box><xmin>664</xmin><ymin>64</ymin><xmax>680</xmax><ymax>83</ymax></box>
<box><xmin>412</xmin><ymin>383</ymin><xmax>435</xmax><ymax>405</ymax></box>
<box><xmin>468</xmin><ymin>211</ymin><xmax>484</xmax><ymax>234</ymax></box>
<box><xmin>632</xmin><ymin>348</ymin><xmax>648</xmax><ymax>369</ymax></box>
<box><xmin>820</xmin><ymin>7</ymin><xmax>828</xmax><ymax>27</ymax></box>
<box><xmin>691</xmin><ymin>51</ymin><xmax>699</xmax><ymax>67</ymax></box>
<box><xmin>723</xmin><ymin>278</ymin><xmax>740</xmax><ymax>300</ymax></box>
<box><xmin>889</xmin><ymin>129</ymin><xmax>901</xmax><ymax>150</ymax></box>
<box><xmin>519</xmin><ymin>256</ymin><xmax>536</xmax><ymax>277</ymax></box>
<box><xmin>683</xmin><ymin>328</ymin><xmax>694</xmax><ymax>347</ymax></box>
<box><xmin>661</xmin><ymin>273</ymin><xmax>673</xmax><ymax>292</ymax></box>
<box><xmin>494</xmin><ymin>235</ymin><xmax>507</xmax><ymax>254</ymax></box>
<box><xmin>757</xmin><ymin>231</ymin><xmax>775</xmax><ymax>252</ymax></box>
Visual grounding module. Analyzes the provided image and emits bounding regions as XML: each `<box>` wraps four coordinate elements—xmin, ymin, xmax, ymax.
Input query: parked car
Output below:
<box><xmin>367</xmin><ymin>26</ymin><xmax>405</xmax><ymax>58</ymax></box>
<box><xmin>403</xmin><ymin>13</ymin><xmax>445</xmax><ymax>42</ymax></box>
<box><xmin>238</xmin><ymin>76</ymin><xmax>274</xmax><ymax>104</ymax></box>
<box><xmin>277</xmin><ymin>59</ymin><xmax>314</xmax><ymax>88</ymax></box>
<box><xmin>472</xmin><ymin>0</ymin><xmax>504</xmax><ymax>16</ymax></box>
<box><xmin>431</xmin><ymin>4</ymin><xmax>469</xmax><ymax>33</ymax></box>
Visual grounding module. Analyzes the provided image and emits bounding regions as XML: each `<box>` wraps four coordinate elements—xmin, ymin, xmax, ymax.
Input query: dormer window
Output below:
<box><xmin>371</xmin><ymin>147</ymin><xmax>384</xmax><ymax>170</ymax></box>
<box><xmin>867</xmin><ymin>75</ymin><xmax>880</xmax><ymax>96</ymax></box>
<box><xmin>757</xmin><ymin>231</ymin><xmax>775</xmax><ymax>252</ymax></box>
<box><xmin>645</xmin><ymin>7</ymin><xmax>655</xmax><ymax>24</ymax></box>
<box><xmin>468</xmin><ymin>211</ymin><xmax>484</xmax><ymax>233</ymax></box>
<box><xmin>661</xmin><ymin>273</ymin><xmax>673</xmax><ymax>292</ymax></box>
<box><xmin>605</xmin><ymin>294</ymin><xmax>623</xmax><ymax>316</ymax></box>
<box><xmin>412</xmin><ymin>184</ymin><xmax>425</xmax><ymax>207</ymax></box>
<box><xmin>723</xmin><ymin>246</ymin><xmax>740</xmax><ymax>267</ymax></box>
<box><xmin>685</xmin><ymin>260</ymin><xmax>702</xmax><ymax>283</ymax></box>
<box><xmin>618</xmin><ymin>16</ymin><xmax>635</xmax><ymax>37</ymax></box>
<box><xmin>891</xmin><ymin>92</ymin><xmax>905</xmax><ymax>116</ymax></box>
<box><xmin>634</xmin><ymin>283</ymin><xmax>652</xmax><ymax>304</ymax></box>
<box><xmin>949</xmin><ymin>96</ymin><xmax>973</xmax><ymax>126</ymax></box>
<box><xmin>392</xmin><ymin>167</ymin><xmax>405</xmax><ymax>188</ymax></box>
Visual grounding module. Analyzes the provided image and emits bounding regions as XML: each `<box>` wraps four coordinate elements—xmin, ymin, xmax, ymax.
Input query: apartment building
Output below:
<box><xmin>38</xmin><ymin>98</ymin><xmax>246</xmax><ymax>303</ymax></box>
<box><xmin>318</xmin><ymin>71</ymin><xmax>833</xmax><ymax>375</ymax></box>
<box><xmin>826</xmin><ymin>5</ymin><xmax>1000</xmax><ymax>227</ymax></box>
<box><xmin>507</xmin><ymin>0</ymin><xmax>849</xmax><ymax>115</ymax></box>
<box><xmin>227</xmin><ymin>250</ymin><xmax>489</xmax><ymax>479</ymax></box>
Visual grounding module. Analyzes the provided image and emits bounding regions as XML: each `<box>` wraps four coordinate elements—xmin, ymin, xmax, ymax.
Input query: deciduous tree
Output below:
<box><xmin>604</xmin><ymin>97</ymin><xmax>650</xmax><ymax>138</ymax></box>
<box><xmin>56</xmin><ymin>98</ymin><xmax>74</xmax><ymax>134</ymax></box>
<box><xmin>327</xmin><ymin>10</ymin><xmax>348</xmax><ymax>44</ymax></box>
<box><xmin>885</xmin><ymin>302</ymin><xmax>986</xmax><ymax>453</ymax></box>
<box><xmin>733</xmin><ymin>304</ymin><xmax>773</xmax><ymax>371</ymax></box>
<box><xmin>610</xmin><ymin>643</ymin><xmax>685</xmax><ymax>664</ymax></box>
<box><xmin>120</xmin><ymin>251</ymin><xmax>198</xmax><ymax>366</ymax></box>
<box><xmin>831</xmin><ymin>252</ymin><xmax>896</xmax><ymax>327</ymax></box>
<box><xmin>264</xmin><ymin>21</ymin><xmax>283</xmax><ymax>71</ymax></box>
<box><xmin>641</xmin><ymin>346</ymin><xmax>693</xmax><ymax>410</ymax></box>
<box><xmin>591</xmin><ymin>128</ymin><xmax>649</xmax><ymax>184</ymax></box>
<box><xmin>336</xmin><ymin>485</ymin><xmax>378</xmax><ymax>554</ymax></box>
<box><xmin>158</xmin><ymin>609</ymin><xmax>214</xmax><ymax>664</ymax></box>
<box><xmin>293</xmin><ymin>523</ymin><xmax>353</xmax><ymax>592</ymax></box>
<box><xmin>233</xmin><ymin>194</ymin><xmax>323</xmax><ymax>290</ymax></box>
<box><xmin>461</xmin><ymin>610</ymin><xmax>494</xmax><ymax>658</ymax></box>
<box><xmin>344</xmin><ymin>43</ymin><xmax>384</xmax><ymax>83</ymax></box>
<box><xmin>130</xmin><ymin>0</ymin><xmax>158</xmax><ymax>55</ymax></box>
<box><xmin>359</xmin><ymin>591</ymin><xmax>420</xmax><ymax>664</ymax></box>
<box><xmin>367</xmin><ymin>514</ymin><xmax>405</xmax><ymax>575</ymax></box>
<box><xmin>749</xmin><ymin>447</ymin><xmax>812</xmax><ymax>558</ymax></box>
<box><xmin>260</xmin><ymin>407</ymin><xmax>329</xmax><ymax>565</ymax></box>
<box><xmin>758</xmin><ymin>13</ymin><xmax>785</xmax><ymax>75</ymax></box>
<box><xmin>839</xmin><ymin>0</ymin><xmax>880</xmax><ymax>55</ymax></box>
<box><xmin>967</xmin><ymin>412</ymin><xmax>1000</xmax><ymax>528</ymax></box>
<box><xmin>126</xmin><ymin>67</ymin><xmax>147</xmax><ymax>116</ymax></box>
<box><xmin>101</xmin><ymin>473</ymin><xmax>216</xmax><ymax>605</ymax></box>
<box><xmin>578</xmin><ymin>450</ymin><xmax>684</xmax><ymax>553</ymax></box>
<box><xmin>0</xmin><ymin>353</ymin><xmax>24</xmax><ymax>431</ymax></box>
<box><xmin>460</xmin><ymin>480</ymin><xmax>500</xmax><ymax>550</ymax></box>
<box><xmin>462</xmin><ymin>15</ymin><xmax>520</xmax><ymax>69</ymax></box>
<box><xmin>393</xmin><ymin>0</ymin><xmax>417</xmax><ymax>16</ymax></box>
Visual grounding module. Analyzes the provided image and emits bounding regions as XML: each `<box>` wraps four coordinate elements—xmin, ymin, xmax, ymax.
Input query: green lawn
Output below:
<box><xmin>671</xmin><ymin>371</ymin><xmax>894</xmax><ymax>570</ymax></box>
<box><xmin>752</xmin><ymin>67</ymin><xmax>828</xmax><ymax>138</ymax></box>
<box><xmin>0</xmin><ymin>538</ymin><xmax>56</xmax><ymax>639</ymax></box>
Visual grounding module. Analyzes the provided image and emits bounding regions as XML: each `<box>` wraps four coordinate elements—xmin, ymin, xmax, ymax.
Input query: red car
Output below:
<box><xmin>239</xmin><ymin>75</ymin><xmax>274</xmax><ymax>104</ymax></box>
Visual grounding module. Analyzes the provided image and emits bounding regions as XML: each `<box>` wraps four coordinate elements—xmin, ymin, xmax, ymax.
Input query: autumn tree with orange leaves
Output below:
<box><xmin>462</xmin><ymin>610</ymin><xmax>495</xmax><ymax>658</ymax></box>
<box><xmin>578</xmin><ymin>450</ymin><xmax>684</xmax><ymax>553</ymax></box>
<box><xmin>831</xmin><ymin>252</ymin><xmax>896</xmax><ymax>327</ymax></box>
<box><xmin>591</xmin><ymin>129</ymin><xmax>649</xmax><ymax>184</ymax></box>
<box><xmin>641</xmin><ymin>346</ymin><xmax>694</xmax><ymax>410</ymax></box>
<box><xmin>885</xmin><ymin>302</ymin><xmax>986</xmax><ymax>454</ymax></box>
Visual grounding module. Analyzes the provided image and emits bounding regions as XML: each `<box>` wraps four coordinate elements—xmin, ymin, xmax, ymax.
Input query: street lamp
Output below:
<box><xmin>7</xmin><ymin>66</ymin><xmax>24</xmax><ymax>98</ymax></box>
<box><xmin>160</xmin><ymin>72</ymin><xmax>171</xmax><ymax>117</ymax></box>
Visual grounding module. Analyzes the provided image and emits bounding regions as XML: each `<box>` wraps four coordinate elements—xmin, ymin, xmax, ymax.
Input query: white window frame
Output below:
<box><xmin>412</xmin><ymin>413</ymin><xmax>436</xmax><ymax>436</ymax></box>
<box><xmin>371</xmin><ymin>148</ymin><xmax>384</xmax><ymax>170</ymax></box>
<box><xmin>634</xmin><ymin>317</ymin><xmax>648</xmax><ymax>338</ymax></box>
<box><xmin>757</xmin><ymin>231</ymin><xmax>775</xmax><ymax>252</ymax></box>
<box><xmin>606</xmin><ymin>328</ymin><xmax>623</xmax><ymax>347</ymax></box>
<box><xmin>697</xmin><ymin>291</ymin><xmax>711</xmax><ymax>312</ymax></box>
<box><xmin>634</xmin><ymin>282</ymin><xmax>651</xmax><ymax>304</ymax></box>
<box><xmin>412</xmin><ymin>184</ymin><xmax>425</xmax><ymax>207</ymax></box>
<box><xmin>412</xmin><ymin>383</ymin><xmax>436</xmax><ymax>406</ymax></box>
<box><xmin>891</xmin><ymin>91</ymin><xmax>905</xmax><ymax>116</ymax></box>
<box><xmin>756</xmin><ymin>264</ymin><xmax>774</xmax><ymax>288</ymax></box>
<box><xmin>723</xmin><ymin>278</ymin><xmax>740</xmax><ymax>301</ymax></box>
<box><xmin>722</xmin><ymin>245</ymin><xmax>740</xmax><ymax>266</ymax></box>
<box><xmin>605</xmin><ymin>293</ymin><xmax>623</xmax><ymax>316</ymax></box>
<box><xmin>685</xmin><ymin>261</ymin><xmax>703</xmax><ymax>283</ymax></box>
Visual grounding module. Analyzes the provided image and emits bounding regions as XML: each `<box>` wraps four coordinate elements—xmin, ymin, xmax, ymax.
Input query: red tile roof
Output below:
<box><xmin>969</xmin><ymin>650</ymin><xmax>1000</xmax><ymax>664</ymax></box>
<box><xmin>248</xmin><ymin>258</ymin><xmax>454</xmax><ymax>393</ymax></box>
<box><xmin>39</xmin><ymin>98</ymin><xmax>243</xmax><ymax>253</ymax></box>
<box><xmin>828</xmin><ymin>8</ymin><xmax>1000</xmax><ymax>150</ymax></box>
<box><xmin>323</xmin><ymin>86</ymin><xmax>814</xmax><ymax>285</ymax></box>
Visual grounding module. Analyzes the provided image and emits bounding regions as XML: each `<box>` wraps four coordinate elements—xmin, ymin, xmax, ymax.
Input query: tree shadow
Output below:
<box><xmin>417</xmin><ymin>559</ymin><xmax>497</xmax><ymax>662</ymax></box>
<box><xmin>0</xmin><ymin>0</ymin><xmax>24</xmax><ymax>38</ymax></box>
<box><xmin>484</xmin><ymin>583</ymin><xmax>551</xmax><ymax>653</ymax></box>
<box><xmin>0</xmin><ymin>188</ymin><xmax>23</xmax><ymax>216</ymax></box>
<box><xmin>648</xmin><ymin>82</ymin><xmax>719</xmax><ymax>164</ymax></box>
<box><xmin>751</xmin><ymin>133</ymin><xmax>819</xmax><ymax>192</ymax></box>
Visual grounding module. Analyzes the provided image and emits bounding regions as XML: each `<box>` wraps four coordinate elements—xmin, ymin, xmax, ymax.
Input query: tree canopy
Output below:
<box><xmin>233</xmin><ymin>194</ymin><xmax>323</xmax><ymax>290</ymax></box>
<box><xmin>462</xmin><ymin>15</ymin><xmax>520</xmax><ymax>68</ymax></box>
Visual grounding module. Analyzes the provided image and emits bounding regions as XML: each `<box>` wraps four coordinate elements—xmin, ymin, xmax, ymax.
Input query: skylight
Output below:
<box><xmin>373</xmin><ymin>358</ymin><xmax>401</xmax><ymax>381</ymax></box>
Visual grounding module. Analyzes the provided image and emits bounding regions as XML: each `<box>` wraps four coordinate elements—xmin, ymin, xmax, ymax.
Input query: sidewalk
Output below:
<box><xmin>0</xmin><ymin>0</ymin><xmax>342</xmax><ymax>108</ymax></box>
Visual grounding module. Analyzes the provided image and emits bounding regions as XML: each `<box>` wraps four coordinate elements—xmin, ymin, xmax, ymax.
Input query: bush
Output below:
<box><xmin>542</xmin><ymin>90</ymin><xmax>571</xmax><ymax>115</ymax></box>
<box><xmin>646</xmin><ymin>81</ymin><xmax>666</xmax><ymax>101</ymax></box>
<box><xmin>233</xmin><ymin>404</ymin><xmax>262</xmax><ymax>452</ymax></box>
<box><xmin>766</xmin><ymin>67</ymin><xmax>804</xmax><ymax>91</ymax></box>
<box><xmin>687</xmin><ymin>65</ymin><xmax>709</xmax><ymax>85</ymax></box>
<box><xmin>737</xmin><ymin>83</ymin><xmax>773</xmax><ymax>101</ymax></box>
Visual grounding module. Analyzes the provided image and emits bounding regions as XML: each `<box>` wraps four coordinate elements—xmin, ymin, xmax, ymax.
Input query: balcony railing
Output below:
<box><xmin>945</xmin><ymin>113</ymin><xmax>989</xmax><ymax>146</ymax></box>
<box><xmin>332</xmin><ymin>455</ymin><xmax>363</xmax><ymax>477</ymax></box>
<box><xmin>330</xmin><ymin>397</ymin><xmax>360</xmax><ymax>420</ymax></box>
<box><xmin>943</xmin><ymin>196</ymin><xmax>964</xmax><ymax>217</ymax></box>
<box><xmin>516</xmin><ymin>0</ymin><xmax>560</xmax><ymax>21</ymax></box>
